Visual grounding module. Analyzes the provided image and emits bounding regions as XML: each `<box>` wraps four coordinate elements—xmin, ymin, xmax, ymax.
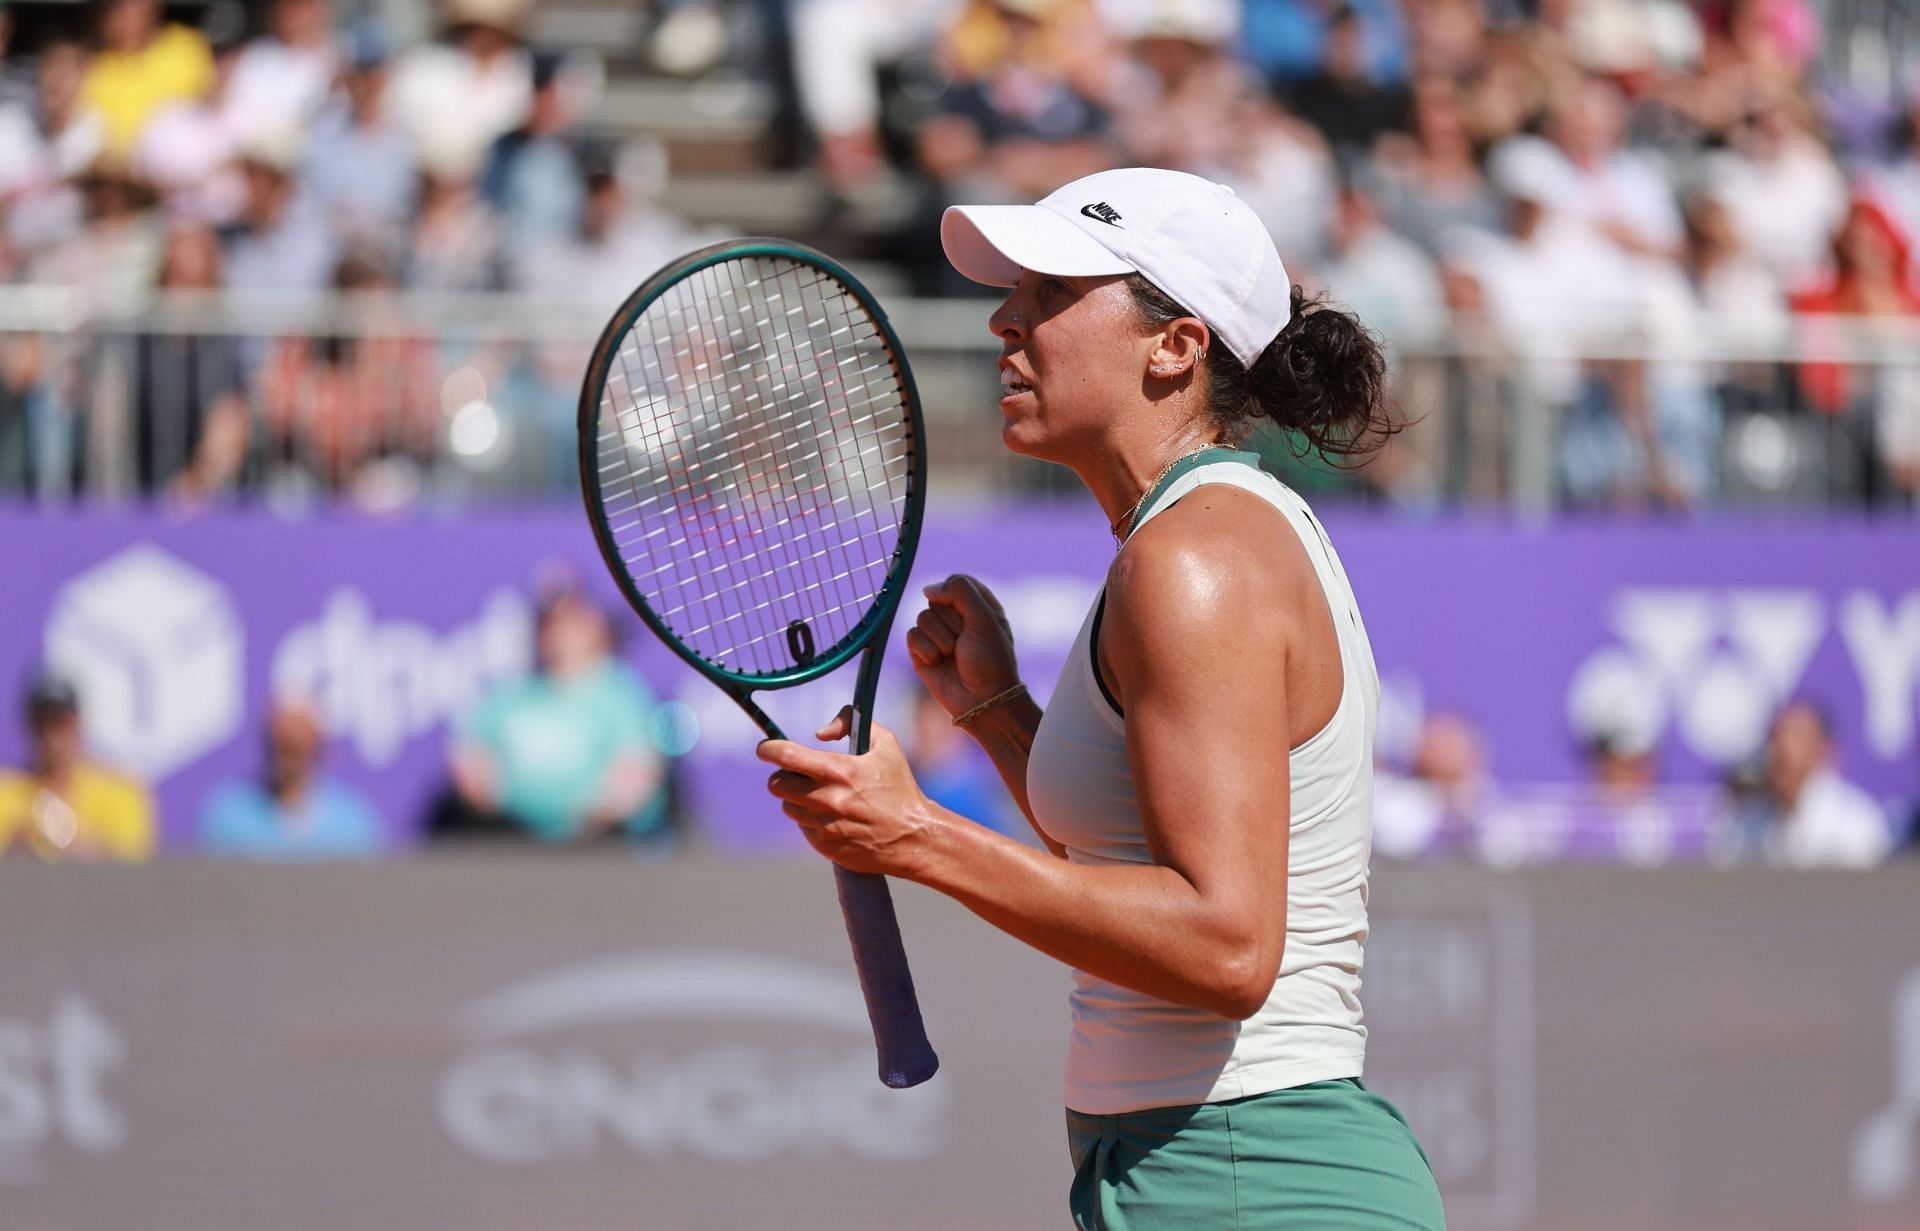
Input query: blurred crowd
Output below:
<box><xmin>1372</xmin><ymin>697</ymin><xmax>1914</xmax><ymax>867</ymax></box>
<box><xmin>802</xmin><ymin>0</ymin><xmax>1920</xmax><ymax>508</ymax></box>
<box><xmin>0</xmin><ymin>0</ymin><xmax>714</xmax><ymax>507</ymax></box>
<box><xmin>4</xmin><ymin>670</ymin><xmax>1913</xmax><ymax>866</ymax></box>
<box><xmin>0</xmin><ymin>0</ymin><xmax>1913</xmax><ymax>508</ymax></box>
<box><xmin>0</xmin><ymin>577</ymin><xmax>689</xmax><ymax>861</ymax></box>
<box><xmin>0</xmin><ymin>567</ymin><xmax>1029</xmax><ymax>863</ymax></box>
<box><xmin>1</xmin><ymin>603</ymin><xmax>1911</xmax><ymax>867</ymax></box>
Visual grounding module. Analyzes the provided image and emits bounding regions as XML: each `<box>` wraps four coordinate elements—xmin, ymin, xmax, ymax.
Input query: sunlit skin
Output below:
<box><xmin>758</xmin><ymin>272</ymin><xmax>1344</xmax><ymax>1020</ymax></box>
<box><xmin>1766</xmin><ymin>703</ymin><xmax>1832</xmax><ymax>809</ymax></box>
<box><xmin>988</xmin><ymin>270</ymin><xmax>1216</xmax><ymax>527</ymax></box>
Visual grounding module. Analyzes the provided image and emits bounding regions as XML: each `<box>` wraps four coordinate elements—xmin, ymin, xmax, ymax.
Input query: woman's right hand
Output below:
<box><xmin>906</xmin><ymin>575</ymin><xmax>1021</xmax><ymax>721</ymax></box>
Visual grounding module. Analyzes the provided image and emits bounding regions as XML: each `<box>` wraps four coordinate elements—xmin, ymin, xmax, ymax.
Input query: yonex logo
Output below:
<box><xmin>1566</xmin><ymin>588</ymin><xmax>1825</xmax><ymax>765</ymax></box>
<box><xmin>1079</xmin><ymin>201</ymin><xmax>1124</xmax><ymax>227</ymax></box>
<box><xmin>1566</xmin><ymin>586</ymin><xmax>1920</xmax><ymax>767</ymax></box>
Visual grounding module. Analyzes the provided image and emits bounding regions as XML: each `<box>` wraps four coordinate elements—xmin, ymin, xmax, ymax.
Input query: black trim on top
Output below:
<box><xmin>1093</xmin><ymin>447</ymin><xmax>1266</xmax><ymax>719</ymax></box>
<box><xmin>1089</xmin><ymin>590</ymin><xmax>1124</xmax><ymax>718</ymax></box>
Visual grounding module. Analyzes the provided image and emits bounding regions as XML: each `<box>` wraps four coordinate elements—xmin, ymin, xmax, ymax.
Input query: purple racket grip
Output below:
<box><xmin>832</xmin><ymin>864</ymin><xmax>939</xmax><ymax>1088</ymax></box>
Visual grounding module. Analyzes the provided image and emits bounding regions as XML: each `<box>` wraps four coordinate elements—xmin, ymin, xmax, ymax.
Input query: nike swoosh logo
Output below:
<box><xmin>1079</xmin><ymin>204</ymin><xmax>1123</xmax><ymax>227</ymax></box>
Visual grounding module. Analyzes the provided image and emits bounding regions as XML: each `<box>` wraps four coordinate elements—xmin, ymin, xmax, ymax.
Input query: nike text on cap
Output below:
<box><xmin>940</xmin><ymin>167</ymin><xmax>1292</xmax><ymax>368</ymax></box>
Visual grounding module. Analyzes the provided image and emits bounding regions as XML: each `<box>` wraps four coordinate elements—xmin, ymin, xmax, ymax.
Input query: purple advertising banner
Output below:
<box><xmin>0</xmin><ymin>505</ymin><xmax>1915</xmax><ymax>856</ymax></box>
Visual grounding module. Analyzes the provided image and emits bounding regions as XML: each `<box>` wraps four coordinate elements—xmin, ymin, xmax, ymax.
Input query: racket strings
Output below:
<box><xmin>593</xmin><ymin>253</ymin><xmax>913</xmax><ymax>676</ymax></box>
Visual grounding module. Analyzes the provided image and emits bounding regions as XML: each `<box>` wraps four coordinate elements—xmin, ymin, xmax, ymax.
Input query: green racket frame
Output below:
<box><xmin>578</xmin><ymin>238</ymin><xmax>937</xmax><ymax>1088</ymax></box>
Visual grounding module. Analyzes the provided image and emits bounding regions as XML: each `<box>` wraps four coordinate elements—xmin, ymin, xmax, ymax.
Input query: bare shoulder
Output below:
<box><xmin>1108</xmin><ymin>484</ymin><xmax>1316</xmax><ymax>631</ymax></box>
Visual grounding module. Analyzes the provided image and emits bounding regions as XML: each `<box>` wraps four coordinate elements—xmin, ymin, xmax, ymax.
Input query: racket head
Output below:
<box><xmin>579</xmin><ymin>238</ymin><xmax>927</xmax><ymax>695</ymax></box>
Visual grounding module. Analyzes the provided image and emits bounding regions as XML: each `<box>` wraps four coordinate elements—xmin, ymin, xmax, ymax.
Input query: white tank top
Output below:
<box><xmin>1026</xmin><ymin>453</ymin><xmax>1380</xmax><ymax>1115</ymax></box>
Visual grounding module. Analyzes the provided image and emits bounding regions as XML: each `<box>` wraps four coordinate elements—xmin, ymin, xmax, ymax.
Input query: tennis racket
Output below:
<box><xmin>578</xmin><ymin>238</ymin><xmax>937</xmax><ymax>1089</ymax></box>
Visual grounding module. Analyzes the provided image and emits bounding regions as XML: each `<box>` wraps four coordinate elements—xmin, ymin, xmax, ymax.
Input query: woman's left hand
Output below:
<box><xmin>757</xmin><ymin>708</ymin><xmax>940</xmax><ymax>880</ymax></box>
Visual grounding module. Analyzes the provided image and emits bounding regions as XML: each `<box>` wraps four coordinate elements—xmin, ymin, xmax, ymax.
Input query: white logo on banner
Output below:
<box><xmin>43</xmin><ymin>545</ymin><xmax>245</xmax><ymax>779</ymax></box>
<box><xmin>0</xmin><ymin>994</ymin><xmax>126</xmax><ymax>1180</ymax></box>
<box><xmin>1853</xmin><ymin>964</ymin><xmax>1920</xmax><ymax>1201</ymax></box>
<box><xmin>437</xmin><ymin>951</ymin><xmax>949</xmax><ymax>1164</ymax></box>
<box><xmin>1839</xmin><ymin>592</ymin><xmax>1920</xmax><ymax>760</ymax></box>
<box><xmin>272</xmin><ymin>588</ymin><xmax>533</xmax><ymax>766</ymax></box>
<box><xmin>1568</xmin><ymin>589</ymin><xmax>1825</xmax><ymax>764</ymax></box>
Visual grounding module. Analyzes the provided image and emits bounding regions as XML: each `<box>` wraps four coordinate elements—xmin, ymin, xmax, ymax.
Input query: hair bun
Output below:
<box><xmin>1249</xmin><ymin>286</ymin><xmax>1393</xmax><ymax>460</ymax></box>
<box><xmin>1125</xmin><ymin>277</ymin><xmax>1397</xmax><ymax>462</ymax></box>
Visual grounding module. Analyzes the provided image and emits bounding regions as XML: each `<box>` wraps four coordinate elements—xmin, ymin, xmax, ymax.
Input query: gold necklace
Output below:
<box><xmin>1110</xmin><ymin>445</ymin><xmax>1217</xmax><ymax>542</ymax></box>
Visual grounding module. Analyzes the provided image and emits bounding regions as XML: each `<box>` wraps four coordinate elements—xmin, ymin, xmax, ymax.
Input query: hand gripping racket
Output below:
<box><xmin>578</xmin><ymin>238</ymin><xmax>937</xmax><ymax>1088</ymax></box>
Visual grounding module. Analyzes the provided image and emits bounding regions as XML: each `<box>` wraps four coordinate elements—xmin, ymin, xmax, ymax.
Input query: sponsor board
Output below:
<box><xmin>2</xmin><ymin>512</ymin><xmax>1917</xmax><ymax>853</ymax></box>
<box><xmin>437</xmin><ymin>951</ymin><xmax>950</xmax><ymax>1164</ymax></box>
<box><xmin>0</xmin><ymin>994</ymin><xmax>125</xmax><ymax>1186</ymax></box>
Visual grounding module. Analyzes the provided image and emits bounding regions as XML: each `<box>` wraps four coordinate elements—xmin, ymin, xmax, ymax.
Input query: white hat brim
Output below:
<box><xmin>941</xmin><ymin>204</ymin><xmax>1138</xmax><ymax>288</ymax></box>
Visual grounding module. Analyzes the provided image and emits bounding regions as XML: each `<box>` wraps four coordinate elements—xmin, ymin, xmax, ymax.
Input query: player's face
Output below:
<box><xmin>987</xmin><ymin>271</ymin><xmax>1152</xmax><ymax>462</ymax></box>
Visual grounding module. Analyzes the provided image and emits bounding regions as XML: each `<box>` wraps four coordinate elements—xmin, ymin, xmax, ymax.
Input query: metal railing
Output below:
<box><xmin>2</xmin><ymin>287</ymin><xmax>1918</xmax><ymax>512</ymax></box>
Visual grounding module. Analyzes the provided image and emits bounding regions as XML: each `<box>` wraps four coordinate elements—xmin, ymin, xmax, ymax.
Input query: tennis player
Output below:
<box><xmin>758</xmin><ymin>167</ymin><xmax>1445</xmax><ymax>1229</ymax></box>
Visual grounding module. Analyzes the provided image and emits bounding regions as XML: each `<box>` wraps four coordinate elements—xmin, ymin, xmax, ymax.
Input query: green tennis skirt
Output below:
<box><xmin>1065</xmin><ymin>1078</ymin><xmax>1445</xmax><ymax>1230</ymax></box>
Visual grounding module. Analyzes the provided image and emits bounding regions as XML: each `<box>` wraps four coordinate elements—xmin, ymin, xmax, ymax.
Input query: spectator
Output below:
<box><xmin>1533</xmin><ymin>77</ymin><xmax>1685</xmax><ymax>259</ymax></box>
<box><xmin>122</xmin><ymin>223</ymin><xmax>250</xmax><ymax>498</ymax></box>
<box><xmin>514</xmin><ymin>145</ymin><xmax>711</xmax><ymax>316</ymax></box>
<box><xmin>1788</xmin><ymin>196</ymin><xmax>1920</xmax><ymax>503</ymax></box>
<box><xmin>0</xmin><ymin>6</ymin><xmax>32</xmax><ymax>113</ymax></box>
<box><xmin>483</xmin><ymin>51</ymin><xmax>590</xmax><ymax>247</ymax></box>
<box><xmin>2</xmin><ymin>38</ymin><xmax>103</xmax><ymax>261</ymax></box>
<box><xmin>305</xmin><ymin>25</ymin><xmax>419</xmax><ymax>253</ymax></box>
<box><xmin>222</xmin><ymin>128</ymin><xmax>338</xmax><ymax>296</ymax></box>
<box><xmin>1366</xmin><ymin>73</ymin><xmax>1502</xmax><ymax>258</ymax></box>
<box><xmin>1758</xmin><ymin>700</ymin><xmax>1892</xmax><ymax>869</ymax></box>
<box><xmin>1702</xmin><ymin>96</ymin><xmax>1848</xmax><ymax>287</ymax></box>
<box><xmin>1711</xmin><ymin>756</ymin><xmax>1775</xmax><ymax>865</ymax></box>
<box><xmin>437</xmin><ymin>586</ymin><xmax>669</xmax><ymax>847</ymax></box>
<box><xmin>1681</xmin><ymin>191</ymin><xmax>1790</xmax><ymax>379</ymax></box>
<box><xmin>26</xmin><ymin>157</ymin><xmax>165</xmax><ymax>496</ymax></box>
<box><xmin>131</xmin><ymin>27</ymin><xmax>248</xmax><ymax>226</ymax></box>
<box><xmin>1281</xmin><ymin>5</ymin><xmax>1411</xmax><ymax>162</ymax></box>
<box><xmin>1321</xmin><ymin>179</ymin><xmax>1446</xmax><ymax>354</ymax></box>
<box><xmin>1623</xmin><ymin>256</ymin><xmax>1724</xmax><ymax>509</ymax></box>
<box><xmin>0</xmin><ymin>674</ymin><xmax>155</xmax><ymax>862</ymax></box>
<box><xmin>1319</xmin><ymin>179</ymin><xmax>1447</xmax><ymax>500</ymax></box>
<box><xmin>789</xmin><ymin>0</ymin><xmax>950</xmax><ymax>190</ymax></box>
<box><xmin>1213</xmin><ymin>94</ymin><xmax>1337</xmax><ymax>267</ymax></box>
<box><xmin>1453</xmin><ymin>25</ymin><xmax>1546</xmax><ymax>146</ymax></box>
<box><xmin>30</xmin><ymin>154</ymin><xmax>162</xmax><ymax>313</ymax></box>
<box><xmin>1105</xmin><ymin>0</ymin><xmax>1255</xmax><ymax>184</ymax></box>
<box><xmin>403</xmin><ymin>131</ymin><xmax>504</xmax><ymax>293</ymax></box>
<box><xmin>257</xmin><ymin>249</ymin><xmax>437</xmax><ymax>495</ymax></box>
<box><xmin>222</xmin><ymin>0</ymin><xmax>340</xmax><ymax>147</ymax></box>
<box><xmin>0</xmin><ymin>52</ymin><xmax>46</xmax><ymax>256</ymax></box>
<box><xmin>1240</xmin><ymin>0</ymin><xmax>1409</xmax><ymax>89</ymax></box>
<box><xmin>906</xmin><ymin>690</ymin><xmax>1016</xmax><ymax>837</ymax></box>
<box><xmin>388</xmin><ymin>0</ymin><xmax>533</xmax><ymax>183</ymax></box>
<box><xmin>916</xmin><ymin>0</ymin><xmax>1116</xmax><ymax>206</ymax></box>
<box><xmin>505</xmin><ymin>146</ymin><xmax>711</xmax><ymax>488</ymax></box>
<box><xmin>1447</xmin><ymin>138</ymin><xmax>1710</xmax><ymax>510</ymax></box>
<box><xmin>81</xmin><ymin>0</ymin><xmax>215</xmax><ymax>157</ymax></box>
<box><xmin>198</xmin><ymin>698</ymin><xmax>385</xmax><ymax>860</ymax></box>
<box><xmin>1445</xmin><ymin>138</ymin><xmax>1638</xmax><ymax>449</ymax></box>
<box><xmin>1373</xmin><ymin>711</ymin><xmax>1488</xmax><ymax>859</ymax></box>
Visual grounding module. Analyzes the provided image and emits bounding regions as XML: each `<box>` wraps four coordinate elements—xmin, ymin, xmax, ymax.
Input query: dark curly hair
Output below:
<box><xmin>1125</xmin><ymin>275</ymin><xmax>1397</xmax><ymax>461</ymax></box>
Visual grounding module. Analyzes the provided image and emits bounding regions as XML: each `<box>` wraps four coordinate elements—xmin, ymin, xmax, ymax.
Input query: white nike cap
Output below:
<box><xmin>941</xmin><ymin>167</ymin><xmax>1292</xmax><ymax>368</ymax></box>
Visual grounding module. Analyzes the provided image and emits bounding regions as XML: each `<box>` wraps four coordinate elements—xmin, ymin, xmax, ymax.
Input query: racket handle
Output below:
<box><xmin>832</xmin><ymin>864</ymin><xmax>940</xmax><ymax>1088</ymax></box>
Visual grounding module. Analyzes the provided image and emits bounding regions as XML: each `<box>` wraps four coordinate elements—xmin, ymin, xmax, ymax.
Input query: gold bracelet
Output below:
<box><xmin>953</xmin><ymin>682</ymin><xmax>1028</xmax><ymax>729</ymax></box>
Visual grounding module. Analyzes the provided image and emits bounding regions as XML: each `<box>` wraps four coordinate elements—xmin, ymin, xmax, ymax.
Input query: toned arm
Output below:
<box><xmin>765</xmin><ymin>495</ymin><xmax>1314</xmax><ymax>1019</ymax></box>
